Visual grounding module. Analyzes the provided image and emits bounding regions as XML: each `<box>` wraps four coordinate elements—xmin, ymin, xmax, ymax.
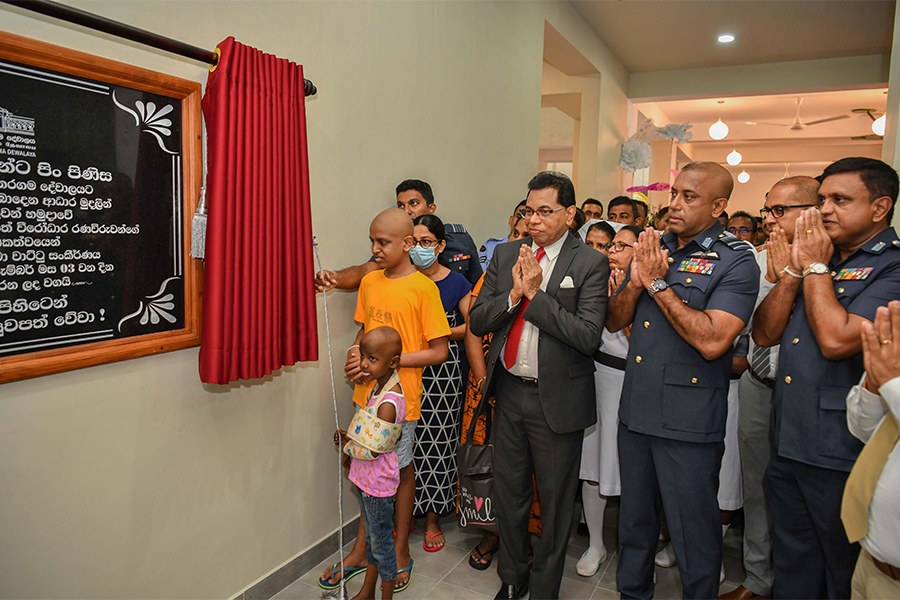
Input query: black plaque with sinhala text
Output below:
<box><xmin>0</xmin><ymin>58</ymin><xmax>185</xmax><ymax>358</ymax></box>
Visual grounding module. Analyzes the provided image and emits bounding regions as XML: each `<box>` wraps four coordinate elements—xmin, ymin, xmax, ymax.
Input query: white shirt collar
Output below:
<box><xmin>532</xmin><ymin>232</ymin><xmax>568</xmax><ymax>261</ymax></box>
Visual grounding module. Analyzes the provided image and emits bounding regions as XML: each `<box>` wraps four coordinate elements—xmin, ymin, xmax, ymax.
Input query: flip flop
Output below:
<box><xmin>317</xmin><ymin>563</ymin><xmax>366</xmax><ymax>590</ymax></box>
<box><xmin>394</xmin><ymin>559</ymin><xmax>415</xmax><ymax>593</ymax></box>
<box><xmin>468</xmin><ymin>544</ymin><xmax>495</xmax><ymax>571</ymax></box>
<box><xmin>423</xmin><ymin>530</ymin><xmax>445</xmax><ymax>553</ymax></box>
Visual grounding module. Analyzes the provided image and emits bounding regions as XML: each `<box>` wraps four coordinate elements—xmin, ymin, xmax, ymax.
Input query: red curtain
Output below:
<box><xmin>199</xmin><ymin>37</ymin><xmax>317</xmax><ymax>384</ymax></box>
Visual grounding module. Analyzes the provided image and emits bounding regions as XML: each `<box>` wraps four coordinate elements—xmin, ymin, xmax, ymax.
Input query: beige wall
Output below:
<box><xmin>0</xmin><ymin>2</ymin><xmax>629</xmax><ymax>597</ymax></box>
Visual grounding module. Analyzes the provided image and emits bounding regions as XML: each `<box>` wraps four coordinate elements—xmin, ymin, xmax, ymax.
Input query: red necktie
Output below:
<box><xmin>504</xmin><ymin>247</ymin><xmax>546</xmax><ymax>370</ymax></box>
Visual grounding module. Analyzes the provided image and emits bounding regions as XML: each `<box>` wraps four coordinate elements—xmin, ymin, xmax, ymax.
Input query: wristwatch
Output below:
<box><xmin>802</xmin><ymin>262</ymin><xmax>829</xmax><ymax>277</ymax></box>
<box><xmin>648</xmin><ymin>278</ymin><xmax>668</xmax><ymax>297</ymax></box>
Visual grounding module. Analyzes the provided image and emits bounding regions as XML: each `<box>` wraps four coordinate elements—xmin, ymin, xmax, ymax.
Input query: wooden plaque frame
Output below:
<box><xmin>0</xmin><ymin>31</ymin><xmax>203</xmax><ymax>384</ymax></box>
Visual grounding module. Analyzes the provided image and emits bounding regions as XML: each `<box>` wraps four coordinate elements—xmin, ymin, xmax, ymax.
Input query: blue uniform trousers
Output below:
<box><xmin>616</xmin><ymin>423</ymin><xmax>724</xmax><ymax>600</ymax></box>
<box><xmin>766</xmin><ymin>453</ymin><xmax>860</xmax><ymax>599</ymax></box>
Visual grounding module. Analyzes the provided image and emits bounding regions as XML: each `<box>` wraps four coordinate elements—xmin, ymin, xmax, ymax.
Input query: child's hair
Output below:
<box><xmin>365</xmin><ymin>325</ymin><xmax>403</xmax><ymax>358</ymax></box>
<box><xmin>412</xmin><ymin>214</ymin><xmax>445</xmax><ymax>241</ymax></box>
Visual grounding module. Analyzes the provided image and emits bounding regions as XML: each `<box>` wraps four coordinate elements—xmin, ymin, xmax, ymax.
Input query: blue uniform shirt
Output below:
<box><xmin>443</xmin><ymin>223</ymin><xmax>483</xmax><ymax>285</ymax></box>
<box><xmin>479</xmin><ymin>236</ymin><xmax>507</xmax><ymax>269</ymax></box>
<box><xmin>773</xmin><ymin>227</ymin><xmax>900</xmax><ymax>472</ymax></box>
<box><xmin>618</xmin><ymin>221</ymin><xmax>760</xmax><ymax>444</ymax></box>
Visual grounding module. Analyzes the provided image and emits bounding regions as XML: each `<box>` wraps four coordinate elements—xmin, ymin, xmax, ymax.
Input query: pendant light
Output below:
<box><xmin>709</xmin><ymin>119</ymin><xmax>729</xmax><ymax>140</ymax></box>
<box><xmin>726</xmin><ymin>149</ymin><xmax>742</xmax><ymax>166</ymax></box>
<box><xmin>873</xmin><ymin>115</ymin><xmax>886</xmax><ymax>136</ymax></box>
<box><xmin>737</xmin><ymin>170</ymin><xmax>750</xmax><ymax>184</ymax></box>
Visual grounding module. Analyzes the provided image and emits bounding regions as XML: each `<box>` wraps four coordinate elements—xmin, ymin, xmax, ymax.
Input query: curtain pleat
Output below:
<box><xmin>199</xmin><ymin>37</ymin><xmax>317</xmax><ymax>384</ymax></box>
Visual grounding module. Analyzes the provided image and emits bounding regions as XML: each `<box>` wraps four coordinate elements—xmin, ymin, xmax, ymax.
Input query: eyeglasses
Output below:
<box><xmin>727</xmin><ymin>227</ymin><xmax>751</xmax><ymax>235</ymax></box>
<box><xmin>605</xmin><ymin>241</ymin><xmax>633</xmax><ymax>252</ymax></box>
<box><xmin>412</xmin><ymin>239</ymin><xmax>441</xmax><ymax>248</ymax></box>
<box><xmin>759</xmin><ymin>204</ymin><xmax>818</xmax><ymax>219</ymax></box>
<box><xmin>518</xmin><ymin>206</ymin><xmax>565</xmax><ymax>219</ymax></box>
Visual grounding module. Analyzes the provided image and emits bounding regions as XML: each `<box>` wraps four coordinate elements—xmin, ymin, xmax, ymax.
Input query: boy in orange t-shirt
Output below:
<box><xmin>332</xmin><ymin>208</ymin><xmax>449</xmax><ymax>594</ymax></box>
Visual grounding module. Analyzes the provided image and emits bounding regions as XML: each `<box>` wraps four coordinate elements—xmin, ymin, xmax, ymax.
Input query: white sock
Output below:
<box><xmin>722</xmin><ymin>522</ymin><xmax>730</xmax><ymax>539</ymax></box>
<box><xmin>582</xmin><ymin>481</ymin><xmax>607</xmax><ymax>557</ymax></box>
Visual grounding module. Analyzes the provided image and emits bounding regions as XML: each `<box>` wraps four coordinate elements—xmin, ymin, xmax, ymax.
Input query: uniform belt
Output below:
<box><xmin>593</xmin><ymin>350</ymin><xmax>626</xmax><ymax>371</ymax></box>
<box><xmin>873</xmin><ymin>554</ymin><xmax>900</xmax><ymax>581</ymax></box>
<box><xmin>748</xmin><ymin>364</ymin><xmax>776</xmax><ymax>390</ymax></box>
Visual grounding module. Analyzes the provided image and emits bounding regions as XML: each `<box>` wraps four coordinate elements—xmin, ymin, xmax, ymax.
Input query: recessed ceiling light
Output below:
<box><xmin>718</xmin><ymin>34</ymin><xmax>736</xmax><ymax>43</ymax></box>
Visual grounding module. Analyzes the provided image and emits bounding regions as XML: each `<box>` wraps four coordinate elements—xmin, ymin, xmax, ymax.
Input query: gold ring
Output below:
<box><xmin>881</xmin><ymin>339</ymin><xmax>893</xmax><ymax>345</ymax></box>
<box><xmin>806</xmin><ymin>229</ymin><xmax>813</xmax><ymax>234</ymax></box>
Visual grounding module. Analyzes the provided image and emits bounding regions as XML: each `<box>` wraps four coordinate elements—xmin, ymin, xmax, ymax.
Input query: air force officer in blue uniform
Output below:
<box><xmin>606</xmin><ymin>162</ymin><xmax>760</xmax><ymax>599</ymax></box>
<box><xmin>752</xmin><ymin>157</ymin><xmax>900</xmax><ymax>599</ymax></box>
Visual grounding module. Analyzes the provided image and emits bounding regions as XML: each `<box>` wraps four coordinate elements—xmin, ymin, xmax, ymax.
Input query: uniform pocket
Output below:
<box><xmin>669</xmin><ymin>272</ymin><xmax>713</xmax><ymax>308</ymax></box>
<box><xmin>817</xmin><ymin>386</ymin><xmax>864</xmax><ymax>461</ymax></box>
<box><xmin>661</xmin><ymin>363</ymin><xmax>727</xmax><ymax>434</ymax></box>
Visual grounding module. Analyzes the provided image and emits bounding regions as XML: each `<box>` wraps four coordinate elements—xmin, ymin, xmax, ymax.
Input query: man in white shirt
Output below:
<box><xmin>721</xmin><ymin>176</ymin><xmax>820</xmax><ymax>600</ymax></box>
<box><xmin>470</xmin><ymin>171</ymin><xmax>609</xmax><ymax>599</ymax></box>
<box><xmin>845</xmin><ymin>299</ymin><xmax>900</xmax><ymax>599</ymax></box>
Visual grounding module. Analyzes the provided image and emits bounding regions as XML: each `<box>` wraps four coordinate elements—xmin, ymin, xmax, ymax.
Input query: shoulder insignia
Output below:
<box><xmin>872</xmin><ymin>241</ymin><xmax>886</xmax><ymax>252</ymax></box>
<box><xmin>893</xmin><ymin>239</ymin><xmax>900</xmax><ymax>247</ymax></box>
<box><xmin>702</xmin><ymin>237</ymin><xmax>713</xmax><ymax>249</ymax></box>
<box><xmin>480</xmin><ymin>245</ymin><xmax>486</xmax><ymax>252</ymax></box>
<box><xmin>445</xmin><ymin>223</ymin><xmax>467</xmax><ymax>234</ymax></box>
<box><xmin>835</xmin><ymin>267</ymin><xmax>873</xmax><ymax>281</ymax></box>
<box><xmin>717</xmin><ymin>233</ymin><xmax>755</xmax><ymax>253</ymax></box>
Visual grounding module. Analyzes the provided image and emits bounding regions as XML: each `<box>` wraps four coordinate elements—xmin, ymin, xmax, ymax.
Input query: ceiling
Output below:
<box><xmin>570</xmin><ymin>0</ymin><xmax>895</xmax><ymax>73</ymax></box>
<box><xmin>639</xmin><ymin>88</ymin><xmax>889</xmax><ymax>142</ymax></box>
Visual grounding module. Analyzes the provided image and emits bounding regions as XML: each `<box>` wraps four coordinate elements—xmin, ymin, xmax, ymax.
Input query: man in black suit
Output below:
<box><xmin>470</xmin><ymin>171</ymin><xmax>609</xmax><ymax>599</ymax></box>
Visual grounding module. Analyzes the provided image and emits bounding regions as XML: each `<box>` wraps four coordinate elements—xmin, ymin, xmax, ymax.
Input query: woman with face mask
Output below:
<box><xmin>410</xmin><ymin>214</ymin><xmax>473</xmax><ymax>552</ymax></box>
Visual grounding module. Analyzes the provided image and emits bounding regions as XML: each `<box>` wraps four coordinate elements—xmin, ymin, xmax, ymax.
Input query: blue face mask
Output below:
<box><xmin>410</xmin><ymin>245</ymin><xmax>438</xmax><ymax>268</ymax></box>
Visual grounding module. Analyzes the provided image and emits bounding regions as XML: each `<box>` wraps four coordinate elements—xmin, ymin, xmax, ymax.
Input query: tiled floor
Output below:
<box><xmin>276</xmin><ymin>499</ymin><xmax>747</xmax><ymax>599</ymax></box>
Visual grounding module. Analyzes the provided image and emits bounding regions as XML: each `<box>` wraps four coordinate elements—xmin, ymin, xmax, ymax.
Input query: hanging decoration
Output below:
<box><xmin>626</xmin><ymin>182</ymin><xmax>671</xmax><ymax>193</ymax></box>
<box><xmin>619</xmin><ymin>116</ymin><xmax>693</xmax><ymax>173</ymax></box>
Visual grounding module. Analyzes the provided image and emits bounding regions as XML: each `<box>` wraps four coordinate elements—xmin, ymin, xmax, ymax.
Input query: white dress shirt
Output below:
<box><xmin>503</xmin><ymin>234</ymin><xmax>567</xmax><ymax>379</ymax></box>
<box><xmin>846</xmin><ymin>374</ymin><xmax>900</xmax><ymax>566</ymax></box>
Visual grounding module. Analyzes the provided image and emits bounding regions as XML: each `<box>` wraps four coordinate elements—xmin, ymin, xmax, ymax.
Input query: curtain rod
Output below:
<box><xmin>1</xmin><ymin>0</ymin><xmax>318</xmax><ymax>96</ymax></box>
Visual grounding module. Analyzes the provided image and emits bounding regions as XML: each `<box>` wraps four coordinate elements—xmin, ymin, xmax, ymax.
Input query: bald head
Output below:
<box><xmin>361</xmin><ymin>325</ymin><xmax>403</xmax><ymax>358</ymax></box>
<box><xmin>771</xmin><ymin>175</ymin><xmax>819</xmax><ymax>205</ymax></box>
<box><xmin>681</xmin><ymin>161</ymin><xmax>734</xmax><ymax>200</ymax></box>
<box><xmin>371</xmin><ymin>208</ymin><xmax>414</xmax><ymax>237</ymax></box>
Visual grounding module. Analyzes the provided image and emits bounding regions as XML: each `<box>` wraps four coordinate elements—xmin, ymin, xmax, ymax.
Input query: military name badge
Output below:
<box><xmin>834</xmin><ymin>267</ymin><xmax>874</xmax><ymax>281</ymax></box>
<box><xmin>678</xmin><ymin>258</ymin><xmax>716</xmax><ymax>275</ymax></box>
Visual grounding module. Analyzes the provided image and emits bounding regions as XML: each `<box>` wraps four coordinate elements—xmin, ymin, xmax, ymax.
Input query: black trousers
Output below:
<box><xmin>493</xmin><ymin>368</ymin><xmax>583</xmax><ymax>599</ymax></box>
<box><xmin>766</xmin><ymin>452</ymin><xmax>860</xmax><ymax>599</ymax></box>
<box><xmin>616</xmin><ymin>423</ymin><xmax>725</xmax><ymax>600</ymax></box>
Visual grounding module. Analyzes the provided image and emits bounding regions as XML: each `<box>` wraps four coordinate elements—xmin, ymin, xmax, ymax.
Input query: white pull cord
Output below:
<box><xmin>313</xmin><ymin>236</ymin><xmax>346</xmax><ymax>600</ymax></box>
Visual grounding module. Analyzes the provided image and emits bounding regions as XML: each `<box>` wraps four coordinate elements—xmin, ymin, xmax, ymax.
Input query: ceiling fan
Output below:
<box><xmin>850</xmin><ymin>108</ymin><xmax>884</xmax><ymax>141</ymax></box>
<box><xmin>746</xmin><ymin>96</ymin><xmax>849</xmax><ymax>131</ymax></box>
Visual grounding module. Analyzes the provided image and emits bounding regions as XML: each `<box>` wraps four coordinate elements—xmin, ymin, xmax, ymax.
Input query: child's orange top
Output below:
<box><xmin>353</xmin><ymin>270</ymin><xmax>450</xmax><ymax>420</ymax></box>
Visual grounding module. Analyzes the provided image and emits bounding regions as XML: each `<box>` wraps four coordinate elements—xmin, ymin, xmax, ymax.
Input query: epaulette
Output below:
<box><xmin>445</xmin><ymin>223</ymin><xmax>467</xmax><ymax>234</ymax></box>
<box><xmin>716</xmin><ymin>232</ymin><xmax>755</xmax><ymax>253</ymax></box>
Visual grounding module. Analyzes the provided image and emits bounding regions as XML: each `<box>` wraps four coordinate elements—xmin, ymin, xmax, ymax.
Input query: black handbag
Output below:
<box><xmin>457</xmin><ymin>385</ymin><xmax>496</xmax><ymax>530</ymax></box>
